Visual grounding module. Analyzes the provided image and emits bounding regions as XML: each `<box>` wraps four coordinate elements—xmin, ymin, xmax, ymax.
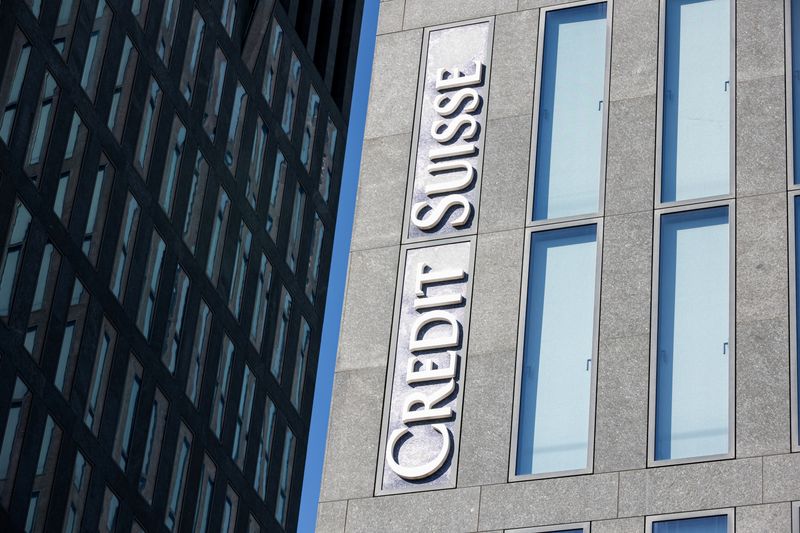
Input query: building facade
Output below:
<box><xmin>0</xmin><ymin>0</ymin><xmax>362</xmax><ymax>531</ymax></box>
<box><xmin>319</xmin><ymin>0</ymin><xmax>800</xmax><ymax>531</ymax></box>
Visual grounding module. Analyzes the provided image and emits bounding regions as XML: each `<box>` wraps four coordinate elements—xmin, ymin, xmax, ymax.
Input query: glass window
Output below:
<box><xmin>229</xmin><ymin>222</ymin><xmax>252</xmax><ymax>318</ymax></box>
<box><xmin>291</xmin><ymin>319</ymin><xmax>311</xmax><ymax>410</ymax></box>
<box><xmin>262</xmin><ymin>20</ymin><xmax>284</xmax><ymax>105</ymax></box>
<box><xmin>222</xmin><ymin>486</ymin><xmax>238</xmax><ymax>532</ymax></box>
<box><xmin>211</xmin><ymin>333</ymin><xmax>235</xmax><ymax>438</ymax></box>
<box><xmin>193</xmin><ymin>456</ymin><xmax>216</xmax><ymax>533</ymax></box>
<box><xmin>232</xmin><ymin>364</ymin><xmax>256</xmax><ymax>468</ymax></box>
<box><xmin>247</xmin><ymin>118</ymin><xmax>268</xmax><ymax>209</ymax></box>
<box><xmin>157</xmin><ymin>0</ymin><xmax>179</xmax><ymax>64</ymax></box>
<box><xmin>275</xmin><ymin>426</ymin><xmax>296</xmax><ymax>526</ymax></box>
<box><xmin>110</xmin><ymin>194</ymin><xmax>141</xmax><ymax>299</ymax></box>
<box><xmin>203</xmin><ymin>47</ymin><xmax>228</xmax><ymax>141</ymax></box>
<box><xmin>99</xmin><ymin>489</ymin><xmax>120</xmax><ymax>533</ymax></box>
<box><xmin>300</xmin><ymin>87</ymin><xmax>320</xmax><ymax>171</ymax></box>
<box><xmin>82</xmin><ymin>156</ymin><xmax>114</xmax><ymax>265</ymax></box>
<box><xmin>267</xmin><ymin>150</ymin><xmax>287</xmax><ymax>239</ymax></box>
<box><xmin>139</xmin><ymin>388</ymin><xmax>168</xmax><ymax>503</ymax></box>
<box><xmin>54</xmin><ymin>1</ymin><xmax>78</xmax><ymax>57</ymax></box>
<box><xmin>319</xmin><ymin>118</ymin><xmax>338</xmax><ymax>202</ymax></box>
<box><xmin>651</xmin><ymin>515</ymin><xmax>728</xmax><ymax>533</ymax></box>
<box><xmin>54</xmin><ymin>321</ymin><xmax>78</xmax><ymax>393</ymax></box>
<box><xmin>0</xmin><ymin>32</ymin><xmax>31</xmax><ymax>143</ymax></box>
<box><xmin>654</xmin><ymin>207</ymin><xmax>731</xmax><ymax>461</ymax></box>
<box><xmin>81</xmin><ymin>4</ymin><xmax>111</xmax><ymax>100</ymax></box>
<box><xmin>163</xmin><ymin>264</ymin><xmax>190</xmax><ymax>373</ymax></box>
<box><xmin>792</xmin><ymin>0</ymin><xmax>800</xmax><ymax>185</ymax></box>
<box><xmin>271</xmin><ymin>287</ymin><xmax>292</xmax><ymax>379</ymax></box>
<box><xmin>27</xmin><ymin>68</ymin><xmax>59</xmax><ymax>169</ymax></box>
<box><xmin>184</xmin><ymin>153</ymin><xmax>209</xmax><ymax>252</ymax></box>
<box><xmin>108</xmin><ymin>37</ymin><xmax>138</xmax><ymax>140</ymax></box>
<box><xmin>136</xmin><ymin>78</ymin><xmax>163</xmax><ymax>173</ymax></box>
<box><xmin>532</xmin><ymin>3</ymin><xmax>608</xmax><ymax>221</ymax></box>
<box><xmin>250</xmin><ymin>254</ymin><xmax>273</xmax><ymax>350</ymax></box>
<box><xmin>114</xmin><ymin>355</ymin><xmax>142</xmax><ymax>470</ymax></box>
<box><xmin>661</xmin><ymin>0</ymin><xmax>731</xmax><ymax>202</ymax></box>
<box><xmin>31</xmin><ymin>242</ymin><xmax>60</xmax><ymax>313</ymax></box>
<box><xmin>221</xmin><ymin>0</ymin><xmax>237</xmax><ymax>35</ymax></box>
<box><xmin>25</xmin><ymin>492</ymin><xmax>39</xmax><ymax>532</ymax></box>
<box><xmin>305</xmin><ymin>214</ymin><xmax>325</xmax><ymax>302</ymax></box>
<box><xmin>282</xmin><ymin>54</ymin><xmax>301</xmax><ymax>135</ymax></box>
<box><xmin>131</xmin><ymin>0</ymin><xmax>150</xmax><ymax>25</ymax></box>
<box><xmin>160</xmin><ymin>117</ymin><xmax>187</xmax><ymax>217</ymax></box>
<box><xmin>0</xmin><ymin>378</ymin><xmax>29</xmax><ymax>484</ymax></box>
<box><xmin>137</xmin><ymin>232</ymin><xmax>166</xmax><ymax>338</ymax></box>
<box><xmin>515</xmin><ymin>224</ymin><xmax>599</xmax><ymax>476</ymax></box>
<box><xmin>64</xmin><ymin>450</ymin><xmax>91</xmax><ymax>533</ymax></box>
<box><xmin>206</xmin><ymin>188</ymin><xmax>231</xmax><ymax>283</ymax></box>
<box><xmin>187</xmin><ymin>300</ymin><xmax>212</xmax><ymax>405</ymax></box>
<box><xmin>254</xmin><ymin>398</ymin><xmax>275</xmax><ymax>499</ymax></box>
<box><xmin>84</xmin><ymin>320</ymin><xmax>116</xmax><ymax>434</ymax></box>
<box><xmin>180</xmin><ymin>10</ymin><xmax>206</xmax><ymax>103</ymax></box>
<box><xmin>0</xmin><ymin>201</ymin><xmax>31</xmax><ymax>318</ymax></box>
<box><xmin>165</xmin><ymin>425</ymin><xmax>192</xmax><ymax>531</ymax></box>
<box><xmin>225</xmin><ymin>82</ymin><xmax>247</xmax><ymax>169</ymax></box>
<box><xmin>286</xmin><ymin>183</ymin><xmax>306</xmax><ymax>271</ymax></box>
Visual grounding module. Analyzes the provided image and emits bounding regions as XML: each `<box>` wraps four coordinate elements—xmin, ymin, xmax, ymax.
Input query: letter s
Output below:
<box><xmin>433</xmin><ymin>88</ymin><xmax>480</xmax><ymax>117</ymax></box>
<box><xmin>411</xmin><ymin>195</ymin><xmax>471</xmax><ymax>231</ymax></box>
<box><xmin>430</xmin><ymin>115</ymin><xmax>478</xmax><ymax>143</ymax></box>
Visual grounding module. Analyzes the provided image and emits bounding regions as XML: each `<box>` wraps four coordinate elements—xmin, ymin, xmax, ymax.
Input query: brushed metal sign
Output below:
<box><xmin>377</xmin><ymin>238</ymin><xmax>475</xmax><ymax>494</ymax></box>
<box><xmin>403</xmin><ymin>20</ymin><xmax>493</xmax><ymax>242</ymax></box>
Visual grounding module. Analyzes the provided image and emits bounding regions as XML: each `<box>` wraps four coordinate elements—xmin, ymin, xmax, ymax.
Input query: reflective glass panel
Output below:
<box><xmin>652</xmin><ymin>515</ymin><xmax>728</xmax><ymax>533</ymax></box>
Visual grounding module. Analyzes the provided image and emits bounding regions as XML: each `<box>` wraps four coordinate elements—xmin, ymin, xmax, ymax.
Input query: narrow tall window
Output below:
<box><xmin>137</xmin><ymin>232</ymin><xmax>166</xmax><ymax>338</ymax></box>
<box><xmin>267</xmin><ymin>150</ymin><xmax>287</xmax><ymax>239</ymax></box>
<box><xmin>183</xmin><ymin>154</ymin><xmax>209</xmax><ymax>252</ymax></box>
<box><xmin>110</xmin><ymin>194</ymin><xmax>140</xmax><ymax>299</ymax></box>
<box><xmin>206</xmin><ymin>188</ymin><xmax>231</xmax><ymax>283</ymax></box>
<box><xmin>275</xmin><ymin>427</ymin><xmax>296</xmax><ymax>526</ymax></box>
<box><xmin>160</xmin><ymin>117</ymin><xmax>187</xmax><ymax>217</ymax></box>
<box><xmin>286</xmin><ymin>184</ymin><xmax>306</xmax><ymax>271</ymax></box>
<box><xmin>139</xmin><ymin>389</ymin><xmax>167</xmax><ymax>502</ymax></box>
<box><xmin>85</xmin><ymin>322</ymin><xmax>116</xmax><ymax>433</ymax></box>
<box><xmin>660</xmin><ymin>0</ymin><xmax>732</xmax><ymax>202</ymax></box>
<box><xmin>246</xmin><ymin>119</ymin><xmax>268</xmax><ymax>209</ymax></box>
<box><xmin>531</xmin><ymin>3</ymin><xmax>609</xmax><ymax>221</ymax></box>
<box><xmin>165</xmin><ymin>426</ymin><xmax>192</xmax><ymax>531</ymax></box>
<box><xmin>187</xmin><ymin>300</ymin><xmax>212</xmax><ymax>405</ymax></box>
<box><xmin>0</xmin><ymin>34</ymin><xmax>31</xmax><ymax>143</ymax></box>
<box><xmin>254</xmin><ymin>399</ymin><xmax>276</xmax><ymax>499</ymax></box>
<box><xmin>514</xmin><ymin>224</ymin><xmax>600</xmax><ymax>477</ymax></box>
<box><xmin>271</xmin><ymin>288</ymin><xmax>293</xmax><ymax>379</ymax></box>
<box><xmin>300</xmin><ymin>87</ymin><xmax>320</xmax><ymax>171</ymax></box>
<box><xmin>137</xmin><ymin>78</ymin><xmax>162</xmax><ymax>172</ymax></box>
<box><xmin>652</xmin><ymin>206</ymin><xmax>732</xmax><ymax>462</ymax></box>
<box><xmin>319</xmin><ymin>119</ymin><xmax>338</xmax><ymax>202</ymax></box>
<box><xmin>263</xmin><ymin>20</ymin><xmax>284</xmax><ymax>105</ymax></box>
<box><xmin>163</xmin><ymin>265</ymin><xmax>190</xmax><ymax>373</ymax></box>
<box><xmin>225</xmin><ymin>83</ymin><xmax>247</xmax><ymax>169</ymax></box>
<box><xmin>282</xmin><ymin>54</ymin><xmax>301</xmax><ymax>135</ymax></box>
<box><xmin>181</xmin><ymin>11</ymin><xmax>206</xmax><ymax>103</ymax></box>
<box><xmin>250</xmin><ymin>255</ymin><xmax>273</xmax><ymax>350</ymax></box>
<box><xmin>204</xmin><ymin>48</ymin><xmax>228</xmax><ymax>141</ymax></box>
<box><xmin>108</xmin><ymin>37</ymin><xmax>138</xmax><ymax>140</ymax></box>
<box><xmin>114</xmin><ymin>356</ymin><xmax>143</xmax><ymax>470</ymax></box>
<box><xmin>0</xmin><ymin>201</ymin><xmax>31</xmax><ymax>317</ymax></box>
<box><xmin>791</xmin><ymin>0</ymin><xmax>800</xmax><ymax>184</ymax></box>
<box><xmin>211</xmin><ymin>334</ymin><xmax>235</xmax><ymax>438</ymax></box>
<box><xmin>232</xmin><ymin>365</ymin><xmax>256</xmax><ymax>468</ymax></box>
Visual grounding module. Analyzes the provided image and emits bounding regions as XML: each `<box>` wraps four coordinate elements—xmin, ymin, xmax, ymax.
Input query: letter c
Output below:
<box><xmin>385</xmin><ymin>423</ymin><xmax>451</xmax><ymax>480</ymax></box>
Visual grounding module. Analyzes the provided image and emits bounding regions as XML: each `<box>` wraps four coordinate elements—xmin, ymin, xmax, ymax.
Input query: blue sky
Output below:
<box><xmin>297</xmin><ymin>2</ymin><xmax>380</xmax><ymax>531</ymax></box>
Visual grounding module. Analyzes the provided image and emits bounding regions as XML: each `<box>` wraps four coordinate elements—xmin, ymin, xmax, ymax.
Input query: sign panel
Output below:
<box><xmin>377</xmin><ymin>238</ymin><xmax>475</xmax><ymax>494</ymax></box>
<box><xmin>404</xmin><ymin>20</ymin><xmax>493</xmax><ymax>242</ymax></box>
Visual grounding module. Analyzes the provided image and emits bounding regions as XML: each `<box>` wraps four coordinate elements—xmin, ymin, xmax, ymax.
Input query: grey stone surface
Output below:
<box><xmin>350</xmin><ymin>134</ymin><xmax>410</xmax><ymax>252</ymax></box>
<box><xmin>458</xmin><ymin>230</ymin><xmax>523</xmax><ymax>486</ymax></box>
<box><xmin>378</xmin><ymin>0</ymin><xmax>405</xmax><ymax>35</ymax></box>
<box><xmin>364</xmin><ymin>29</ymin><xmax>422</xmax><ymax>140</ymax></box>
<box><xmin>764</xmin><ymin>453</ymin><xmax>800</xmax><ymax>503</ymax></box>
<box><xmin>518</xmin><ymin>0</ymin><xmax>582</xmax><ymax>9</ymax></box>
<box><xmin>604</xmin><ymin>96</ymin><xmax>656</xmax><ymax>216</ymax></box>
<box><xmin>736</xmin><ymin>193</ymin><xmax>788</xmax><ymax>323</ymax></box>
<box><xmin>402</xmin><ymin>0</ymin><xmax>517</xmax><ymax>30</ymax></box>
<box><xmin>320</xmin><ymin>367</ymin><xmax>387</xmax><ymax>502</ymax></box>
<box><xmin>736</xmin><ymin>318</ymin><xmax>791</xmax><ymax>458</ymax></box>
<box><xmin>345</xmin><ymin>488</ymin><xmax>480</xmax><ymax>533</ymax></box>
<box><xmin>736</xmin><ymin>503</ymin><xmax>792</xmax><ymax>533</ymax></box>
<box><xmin>335</xmin><ymin>246</ymin><xmax>399</xmax><ymax>372</ymax></box>
<box><xmin>317</xmin><ymin>500</ymin><xmax>348</xmax><ymax>533</ymax></box>
<box><xmin>594</xmin><ymin>334</ymin><xmax>650</xmax><ymax>473</ymax></box>
<box><xmin>598</xmin><ymin>211</ymin><xmax>653</xmax><ymax>341</ymax></box>
<box><xmin>590</xmin><ymin>517</ymin><xmax>644</xmax><ymax>533</ymax></box>
<box><xmin>736</xmin><ymin>76</ymin><xmax>787</xmax><ymax>197</ymax></box>
<box><xmin>478</xmin><ymin>474</ymin><xmax>619</xmax><ymax>530</ymax></box>
<box><xmin>618</xmin><ymin>458</ymin><xmax>763</xmax><ymax>517</ymax></box>
<box><xmin>489</xmin><ymin>10</ymin><xmax>539</xmax><ymax>120</ymax></box>
<box><xmin>609</xmin><ymin>0</ymin><xmax>659</xmax><ymax>101</ymax></box>
<box><xmin>478</xmin><ymin>115</ymin><xmax>532</xmax><ymax>234</ymax></box>
<box><xmin>737</xmin><ymin>0</ymin><xmax>786</xmax><ymax>82</ymax></box>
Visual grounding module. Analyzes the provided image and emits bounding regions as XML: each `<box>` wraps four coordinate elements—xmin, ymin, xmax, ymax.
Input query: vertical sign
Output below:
<box><xmin>403</xmin><ymin>21</ymin><xmax>493</xmax><ymax>242</ymax></box>
<box><xmin>378</xmin><ymin>18</ymin><xmax>493</xmax><ymax>495</ymax></box>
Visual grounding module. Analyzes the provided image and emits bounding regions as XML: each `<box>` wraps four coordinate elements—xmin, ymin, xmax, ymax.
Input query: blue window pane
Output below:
<box><xmin>517</xmin><ymin>225</ymin><xmax>598</xmax><ymax>475</ymax></box>
<box><xmin>661</xmin><ymin>0</ymin><xmax>731</xmax><ymax>202</ymax></box>
<box><xmin>533</xmin><ymin>3</ymin><xmax>607</xmax><ymax>221</ymax></box>
<box><xmin>653</xmin><ymin>515</ymin><xmax>728</xmax><ymax>533</ymax></box>
<box><xmin>795</xmin><ymin>197</ymin><xmax>800</xmax><ymax>438</ymax></box>
<box><xmin>655</xmin><ymin>207</ymin><xmax>730</xmax><ymax>461</ymax></box>
<box><xmin>792</xmin><ymin>0</ymin><xmax>800</xmax><ymax>184</ymax></box>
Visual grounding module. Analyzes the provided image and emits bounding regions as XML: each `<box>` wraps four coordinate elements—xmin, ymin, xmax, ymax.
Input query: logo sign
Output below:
<box><xmin>377</xmin><ymin>238</ymin><xmax>475</xmax><ymax>494</ymax></box>
<box><xmin>403</xmin><ymin>20</ymin><xmax>493</xmax><ymax>241</ymax></box>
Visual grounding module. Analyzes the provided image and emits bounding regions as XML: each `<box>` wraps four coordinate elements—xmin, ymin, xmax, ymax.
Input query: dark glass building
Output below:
<box><xmin>0</xmin><ymin>0</ymin><xmax>363</xmax><ymax>531</ymax></box>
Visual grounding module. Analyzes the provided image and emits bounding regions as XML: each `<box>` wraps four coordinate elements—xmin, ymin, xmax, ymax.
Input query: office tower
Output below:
<box><xmin>0</xmin><ymin>0</ymin><xmax>362</xmax><ymax>531</ymax></box>
<box><xmin>319</xmin><ymin>0</ymin><xmax>800</xmax><ymax>531</ymax></box>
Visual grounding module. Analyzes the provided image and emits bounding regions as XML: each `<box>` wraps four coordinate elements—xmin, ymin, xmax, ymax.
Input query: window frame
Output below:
<box><xmin>645</xmin><ymin>508</ymin><xmax>735</xmax><ymax>533</ymax></box>
<box><xmin>509</xmin><ymin>217</ymin><xmax>604</xmax><ymax>482</ymax></box>
<box><xmin>789</xmin><ymin>190</ymin><xmax>800</xmax><ymax>451</ymax></box>
<box><xmin>654</xmin><ymin>0</ymin><xmax>737</xmax><ymax>208</ymax></box>
<box><xmin>647</xmin><ymin>199</ymin><xmax>736</xmax><ymax>467</ymax></box>
<box><xmin>787</xmin><ymin>0</ymin><xmax>800</xmax><ymax>191</ymax></box>
<box><xmin>526</xmin><ymin>0</ymin><xmax>613</xmax><ymax>227</ymax></box>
